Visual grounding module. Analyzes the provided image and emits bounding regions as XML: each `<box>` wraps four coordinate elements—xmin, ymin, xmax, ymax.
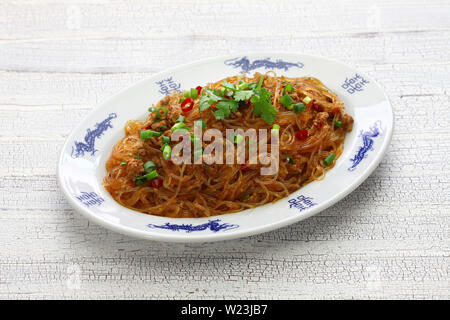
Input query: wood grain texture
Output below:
<box><xmin>0</xmin><ymin>0</ymin><xmax>449</xmax><ymax>300</ymax></box>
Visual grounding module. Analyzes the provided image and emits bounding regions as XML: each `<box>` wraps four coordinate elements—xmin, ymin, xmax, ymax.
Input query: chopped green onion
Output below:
<box><xmin>178</xmin><ymin>98</ymin><xmax>184</xmax><ymax>103</ymax></box>
<box><xmin>302</xmin><ymin>96</ymin><xmax>312</xmax><ymax>104</ymax></box>
<box><xmin>190</xmin><ymin>88</ymin><xmax>198</xmax><ymax>99</ymax></box>
<box><xmin>234</xmin><ymin>134</ymin><xmax>244</xmax><ymax>144</ymax></box>
<box><xmin>324</xmin><ymin>153</ymin><xmax>336</xmax><ymax>166</ymax></box>
<box><xmin>134</xmin><ymin>170</ymin><xmax>159</xmax><ymax>185</ymax></box>
<box><xmin>280</xmin><ymin>93</ymin><xmax>294</xmax><ymax>107</ymax></box>
<box><xmin>171</xmin><ymin>122</ymin><xmax>189</xmax><ymax>131</ymax></box>
<box><xmin>140</xmin><ymin>130</ymin><xmax>162</xmax><ymax>140</ymax></box>
<box><xmin>143</xmin><ymin>170</ymin><xmax>159</xmax><ymax>181</ymax></box>
<box><xmin>286</xmin><ymin>104</ymin><xmax>294</xmax><ymax>110</ymax></box>
<box><xmin>120</xmin><ymin>161</ymin><xmax>127</xmax><ymax>166</ymax></box>
<box><xmin>284</xmin><ymin>83</ymin><xmax>293</xmax><ymax>93</ymax></box>
<box><xmin>155</xmin><ymin>106</ymin><xmax>168</xmax><ymax>118</ymax></box>
<box><xmin>293</xmin><ymin>102</ymin><xmax>306</xmax><ymax>114</ymax></box>
<box><xmin>143</xmin><ymin>161</ymin><xmax>156</xmax><ymax>172</ymax></box>
<box><xmin>271</xmin><ymin>124</ymin><xmax>280</xmax><ymax>135</ymax></box>
<box><xmin>162</xmin><ymin>145</ymin><xmax>172</xmax><ymax>160</ymax></box>
<box><xmin>240</xmin><ymin>194</ymin><xmax>251</xmax><ymax>201</ymax></box>
<box><xmin>161</xmin><ymin>136</ymin><xmax>170</xmax><ymax>144</ymax></box>
<box><xmin>195</xmin><ymin>119</ymin><xmax>206</xmax><ymax>130</ymax></box>
<box><xmin>334</xmin><ymin>120</ymin><xmax>342</xmax><ymax>128</ymax></box>
<box><xmin>286</xmin><ymin>155</ymin><xmax>294</xmax><ymax>165</ymax></box>
<box><xmin>148</xmin><ymin>106</ymin><xmax>155</xmax><ymax>112</ymax></box>
<box><xmin>134</xmin><ymin>155</ymin><xmax>144</xmax><ymax>161</ymax></box>
<box><xmin>183</xmin><ymin>91</ymin><xmax>190</xmax><ymax>98</ymax></box>
<box><xmin>158</xmin><ymin>125</ymin><xmax>168</xmax><ymax>131</ymax></box>
<box><xmin>175</xmin><ymin>115</ymin><xmax>185</xmax><ymax>123</ymax></box>
<box><xmin>191</xmin><ymin>133</ymin><xmax>201</xmax><ymax>143</ymax></box>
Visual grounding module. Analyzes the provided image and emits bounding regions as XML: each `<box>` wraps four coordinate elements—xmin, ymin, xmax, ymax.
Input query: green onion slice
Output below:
<box><xmin>134</xmin><ymin>170</ymin><xmax>159</xmax><ymax>185</ymax></box>
<box><xmin>284</xmin><ymin>83</ymin><xmax>294</xmax><ymax>93</ymax></box>
<box><xmin>140</xmin><ymin>130</ymin><xmax>162</xmax><ymax>140</ymax></box>
<box><xmin>293</xmin><ymin>103</ymin><xmax>306</xmax><ymax>114</ymax></box>
<box><xmin>190</xmin><ymin>88</ymin><xmax>199</xmax><ymax>99</ymax></box>
<box><xmin>155</xmin><ymin>106</ymin><xmax>168</xmax><ymax>118</ymax></box>
<box><xmin>161</xmin><ymin>136</ymin><xmax>171</xmax><ymax>144</ymax></box>
<box><xmin>175</xmin><ymin>115</ymin><xmax>185</xmax><ymax>123</ymax></box>
<box><xmin>162</xmin><ymin>145</ymin><xmax>172</xmax><ymax>160</ymax></box>
<box><xmin>234</xmin><ymin>134</ymin><xmax>244</xmax><ymax>144</ymax></box>
<box><xmin>323</xmin><ymin>153</ymin><xmax>336</xmax><ymax>166</ymax></box>
<box><xmin>302</xmin><ymin>96</ymin><xmax>312</xmax><ymax>104</ymax></box>
<box><xmin>286</xmin><ymin>155</ymin><xmax>294</xmax><ymax>165</ymax></box>
<box><xmin>171</xmin><ymin>122</ymin><xmax>189</xmax><ymax>131</ymax></box>
<box><xmin>240</xmin><ymin>194</ymin><xmax>251</xmax><ymax>201</ymax></box>
<box><xmin>280</xmin><ymin>94</ymin><xmax>294</xmax><ymax>107</ymax></box>
<box><xmin>143</xmin><ymin>161</ymin><xmax>156</xmax><ymax>172</ymax></box>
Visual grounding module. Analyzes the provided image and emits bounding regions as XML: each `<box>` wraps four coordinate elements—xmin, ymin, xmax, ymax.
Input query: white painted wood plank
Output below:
<box><xmin>1</xmin><ymin>31</ymin><xmax>449</xmax><ymax>73</ymax></box>
<box><xmin>1</xmin><ymin>0</ymin><xmax>449</xmax><ymax>41</ymax></box>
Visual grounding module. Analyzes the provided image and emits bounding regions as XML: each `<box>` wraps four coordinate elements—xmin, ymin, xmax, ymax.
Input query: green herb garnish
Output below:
<box><xmin>198</xmin><ymin>76</ymin><xmax>276</xmax><ymax>125</ymax></box>
<box><xmin>324</xmin><ymin>153</ymin><xmax>336</xmax><ymax>166</ymax></box>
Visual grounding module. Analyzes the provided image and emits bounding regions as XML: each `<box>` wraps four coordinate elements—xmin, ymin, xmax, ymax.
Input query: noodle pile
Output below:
<box><xmin>103</xmin><ymin>72</ymin><xmax>353</xmax><ymax>217</ymax></box>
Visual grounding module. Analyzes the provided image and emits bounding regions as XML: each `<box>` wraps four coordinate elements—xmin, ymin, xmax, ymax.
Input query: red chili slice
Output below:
<box><xmin>312</xmin><ymin>102</ymin><xmax>324</xmax><ymax>112</ymax></box>
<box><xmin>181</xmin><ymin>97</ymin><xmax>194</xmax><ymax>113</ymax></box>
<box><xmin>195</xmin><ymin>86</ymin><xmax>202</xmax><ymax>95</ymax></box>
<box><xmin>295</xmin><ymin>129</ymin><xmax>309</xmax><ymax>141</ymax></box>
<box><xmin>150</xmin><ymin>177</ymin><xmax>163</xmax><ymax>188</ymax></box>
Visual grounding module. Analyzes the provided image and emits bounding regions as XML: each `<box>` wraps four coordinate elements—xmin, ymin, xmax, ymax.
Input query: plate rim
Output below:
<box><xmin>57</xmin><ymin>52</ymin><xmax>394</xmax><ymax>242</ymax></box>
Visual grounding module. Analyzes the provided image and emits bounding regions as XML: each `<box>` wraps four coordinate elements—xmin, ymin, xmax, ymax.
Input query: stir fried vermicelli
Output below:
<box><xmin>104</xmin><ymin>72</ymin><xmax>353</xmax><ymax>217</ymax></box>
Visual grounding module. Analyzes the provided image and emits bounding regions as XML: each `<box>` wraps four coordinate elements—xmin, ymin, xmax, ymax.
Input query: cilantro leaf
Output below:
<box><xmin>213</xmin><ymin>109</ymin><xmax>226</xmax><ymax>120</ymax></box>
<box><xmin>234</xmin><ymin>90</ymin><xmax>254</xmax><ymax>102</ymax></box>
<box><xmin>252</xmin><ymin>87</ymin><xmax>277</xmax><ymax>125</ymax></box>
<box><xmin>206</xmin><ymin>88</ymin><xmax>224</xmax><ymax>101</ymax></box>
<box><xmin>216</xmin><ymin>100</ymin><xmax>239</xmax><ymax>117</ymax></box>
<box><xmin>199</xmin><ymin>89</ymin><xmax>226</xmax><ymax>111</ymax></box>
<box><xmin>198</xmin><ymin>76</ymin><xmax>277</xmax><ymax>124</ymax></box>
<box><xmin>221</xmin><ymin>81</ymin><xmax>236</xmax><ymax>92</ymax></box>
<box><xmin>199</xmin><ymin>94</ymin><xmax>212</xmax><ymax>111</ymax></box>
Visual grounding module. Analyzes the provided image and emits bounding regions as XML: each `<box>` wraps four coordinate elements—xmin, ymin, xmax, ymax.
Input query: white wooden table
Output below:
<box><xmin>0</xmin><ymin>0</ymin><xmax>449</xmax><ymax>299</ymax></box>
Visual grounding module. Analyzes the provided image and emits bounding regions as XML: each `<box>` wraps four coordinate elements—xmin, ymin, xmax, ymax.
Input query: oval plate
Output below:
<box><xmin>58</xmin><ymin>53</ymin><xmax>393</xmax><ymax>242</ymax></box>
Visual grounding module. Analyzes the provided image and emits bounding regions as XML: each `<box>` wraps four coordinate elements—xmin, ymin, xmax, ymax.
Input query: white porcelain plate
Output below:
<box><xmin>58</xmin><ymin>53</ymin><xmax>393</xmax><ymax>242</ymax></box>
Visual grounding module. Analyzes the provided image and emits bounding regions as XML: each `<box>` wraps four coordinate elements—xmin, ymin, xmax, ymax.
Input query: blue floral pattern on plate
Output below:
<box><xmin>147</xmin><ymin>219</ymin><xmax>239</xmax><ymax>233</ymax></box>
<box><xmin>348</xmin><ymin>121</ymin><xmax>382</xmax><ymax>171</ymax></box>
<box><xmin>71</xmin><ymin>113</ymin><xmax>117</xmax><ymax>158</ymax></box>
<box><xmin>225</xmin><ymin>56</ymin><xmax>304</xmax><ymax>73</ymax></box>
